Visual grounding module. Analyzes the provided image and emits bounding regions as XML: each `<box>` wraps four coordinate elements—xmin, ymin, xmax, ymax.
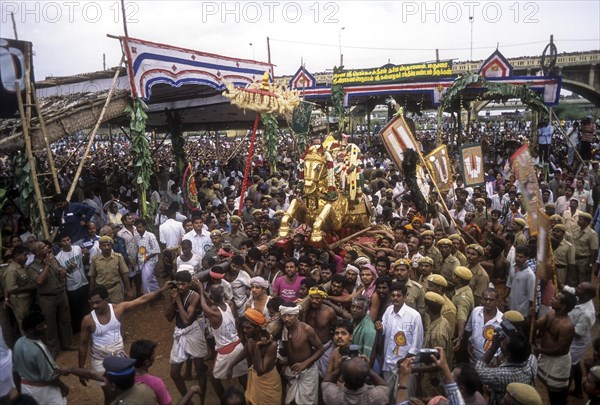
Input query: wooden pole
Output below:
<box><xmin>329</xmin><ymin>226</ymin><xmax>374</xmax><ymax>249</ymax></box>
<box><xmin>550</xmin><ymin>108</ymin><xmax>585</xmax><ymax>167</ymax></box>
<box><xmin>238</xmin><ymin>114</ymin><xmax>261</xmax><ymax>213</ymax></box>
<box><xmin>66</xmin><ymin>57</ymin><xmax>125</xmax><ymax>201</ymax></box>
<box><xmin>11</xmin><ymin>12</ymin><xmax>18</xmax><ymax>40</ymax></box>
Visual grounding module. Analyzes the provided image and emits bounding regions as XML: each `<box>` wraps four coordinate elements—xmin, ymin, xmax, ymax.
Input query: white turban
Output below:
<box><xmin>250</xmin><ymin>276</ymin><xmax>269</xmax><ymax>289</ymax></box>
<box><xmin>279</xmin><ymin>305</ymin><xmax>300</xmax><ymax>316</ymax></box>
<box><xmin>345</xmin><ymin>265</ymin><xmax>360</xmax><ymax>274</ymax></box>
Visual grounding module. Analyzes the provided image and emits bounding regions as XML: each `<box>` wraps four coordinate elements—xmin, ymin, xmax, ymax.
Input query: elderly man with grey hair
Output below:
<box><xmin>350</xmin><ymin>295</ymin><xmax>377</xmax><ymax>358</ymax></box>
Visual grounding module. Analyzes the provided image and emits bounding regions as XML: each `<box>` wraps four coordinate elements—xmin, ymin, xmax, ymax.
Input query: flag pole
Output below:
<box><xmin>396</xmin><ymin>114</ymin><xmax>460</xmax><ymax>232</ymax></box>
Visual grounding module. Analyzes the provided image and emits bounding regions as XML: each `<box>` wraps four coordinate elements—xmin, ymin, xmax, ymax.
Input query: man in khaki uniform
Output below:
<box><xmin>89</xmin><ymin>236</ymin><xmax>133</xmax><ymax>303</ymax></box>
<box><xmin>551</xmin><ymin>224</ymin><xmax>576</xmax><ymax>288</ymax></box>
<box><xmin>5</xmin><ymin>246</ymin><xmax>36</xmax><ymax>334</ymax></box>
<box><xmin>512</xmin><ymin>218</ymin><xmax>528</xmax><ymax>249</ymax></box>
<box><xmin>26</xmin><ymin>241</ymin><xmax>74</xmax><ymax>357</ymax></box>
<box><xmin>393</xmin><ymin>259</ymin><xmax>426</xmax><ymax>322</ymax></box>
<box><xmin>573</xmin><ymin>213</ymin><xmax>599</xmax><ymax>284</ymax></box>
<box><xmin>426</xmin><ymin>274</ymin><xmax>457</xmax><ymax>334</ymax></box>
<box><xmin>417</xmin><ymin>256</ymin><xmax>434</xmax><ymax>289</ymax></box>
<box><xmin>550</xmin><ymin>215</ymin><xmax>574</xmax><ymax>243</ymax></box>
<box><xmin>466</xmin><ymin>244</ymin><xmax>490</xmax><ymax>307</ymax></box>
<box><xmin>448</xmin><ymin>234</ymin><xmax>467</xmax><ymax>266</ymax></box>
<box><xmin>415</xmin><ymin>292</ymin><xmax>454</xmax><ymax>398</ymax></box>
<box><xmin>222</xmin><ymin>215</ymin><xmax>247</xmax><ymax>250</ymax></box>
<box><xmin>473</xmin><ymin>198</ymin><xmax>489</xmax><ymax>231</ymax></box>
<box><xmin>437</xmin><ymin>238</ymin><xmax>460</xmax><ymax>285</ymax></box>
<box><xmin>451</xmin><ymin>266</ymin><xmax>474</xmax><ymax>351</ymax></box>
<box><xmin>419</xmin><ymin>230</ymin><xmax>443</xmax><ymax>275</ymax></box>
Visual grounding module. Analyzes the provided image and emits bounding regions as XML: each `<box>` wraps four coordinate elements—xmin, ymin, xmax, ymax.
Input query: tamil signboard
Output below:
<box><xmin>333</xmin><ymin>61</ymin><xmax>453</xmax><ymax>86</ymax></box>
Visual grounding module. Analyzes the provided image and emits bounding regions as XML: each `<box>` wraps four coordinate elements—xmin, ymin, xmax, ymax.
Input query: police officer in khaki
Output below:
<box><xmin>465</xmin><ymin>244</ymin><xmax>490</xmax><ymax>307</ymax></box>
<box><xmin>550</xmin><ymin>215</ymin><xmax>574</xmax><ymax>243</ymax></box>
<box><xmin>5</xmin><ymin>246</ymin><xmax>36</xmax><ymax>334</ymax></box>
<box><xmin>26</xmin><ymin>241</ymin><xmax>74</xmax><ymax>357</ymax></box>
<box><xmin>448</xmin><ymin>234</ymin><xmax>467</xmax><ymax>266</ymax></box>
<box><xmin>551</xmin><ymin>224</ymin><xmax>576</xmax><ymax>288</ymax></box>
<box><xmin>419</xmin><ymin>230</ymin><xmax>443</xmax><ymax>274</ymax></box>
<box><xmin>437</xmin><ymin>238</ymin><xmax>460</xmax><ymax>284</ymax></box>
<box><xmin>512</xmin><ymin>218</ymin><xmax>528</xmax><ymax>249</ymax></box>
<box><xmin>426</xmin><ymin>274</ymin><xmax>457</xmax><ymax>339</ymax></box>
<box><xmin>451</xmin><ymin>266</ymin><xmax>474</xmax><ymax>352</ymax></box>
<box><xmin>393</xmin><ymin>258</ymin><xmax>426</xmax><ymax>322</ymax></box>
<box><xmin>222</xmin><ymin>215</ymin><xmax>247</xmax><ymax>250</ymax></box>
<box><xmin>89</xmin><ymin>235</ymin><xmax>133</xmax><ymax>303</ymax></box>
<box><xmin>573</xmin><ymin>212</ymin><xmax>599</xmax><ymax>284</ymax></box>
<box><xmin>417</xmin><ymin>256</ymin><xmax>434</xmax><ymax>289</ymax></box>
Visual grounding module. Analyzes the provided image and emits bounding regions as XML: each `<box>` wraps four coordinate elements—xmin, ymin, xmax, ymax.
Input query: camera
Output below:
<box><xmin>340</xmin><ymin>344</ymin><xmax>362</xmax><ymax>357</ymax></box>
<box><xmin>494</xmin><ymin>320</ymin><xmax>517</xmax><ymax>340</ymax></box>
<box><xmin>414</xmin><ymin>348</ymin><xmax>440</xmax><ymax>364</ymax></box>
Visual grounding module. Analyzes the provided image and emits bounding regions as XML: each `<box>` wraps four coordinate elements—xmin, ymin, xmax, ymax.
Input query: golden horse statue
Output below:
<box><xmin>279</xmin><ymin>139</ymin><xmax>372</xmax><ymax>243</ymax></box>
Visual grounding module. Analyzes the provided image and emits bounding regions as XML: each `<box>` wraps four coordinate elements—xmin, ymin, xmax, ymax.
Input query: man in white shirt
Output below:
<box><xmin>505</xmin><ymin>247</ymin><xmax>535</xmax><ymax>319</ymax></box>
<box><xmin>160</xmin><ymin>206</ymin><xmax>186</xmax><ymax>279</ymax></box>
<box><xmin>464</xmin><ymin>288</ymin><xmax>503</xmax><ymax>362</ymax></box>
<box><xmin>182</xmin><ymin>213</ymin><xmax>213</xmax><ymax>261</ymax></box>
<box><xmin>375</xmin><ymin>282</ymin><xmax>423</xmax><ymax>401</ymax></box>
<box><xmin>568</xmin><ymin>282</ymin><xmax>597</xmax><ymax>397</ymax></box>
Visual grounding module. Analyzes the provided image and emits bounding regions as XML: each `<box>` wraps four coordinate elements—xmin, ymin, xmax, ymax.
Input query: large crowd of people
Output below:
<box><xmin>0</xmin><ymin>112</ymin><xmax>599</xmax><ymax>405</ymax></box>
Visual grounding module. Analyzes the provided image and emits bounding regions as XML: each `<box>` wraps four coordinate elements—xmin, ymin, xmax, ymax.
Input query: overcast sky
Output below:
<box><xmin>3</xmin><ymin>0</ymin><xmax>599</xmax><ymax>80</ymax></box>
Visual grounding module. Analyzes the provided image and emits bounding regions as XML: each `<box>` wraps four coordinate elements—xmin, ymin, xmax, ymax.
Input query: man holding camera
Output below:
<box><xmin>474</xmin><ymin>321</ymin><xmax>537</xmax><ymax>404</ymax></box>
<box><xmin>322</xmin><ymin>354</ymin><xmax>389</xmax><ymax>405</ymax></box>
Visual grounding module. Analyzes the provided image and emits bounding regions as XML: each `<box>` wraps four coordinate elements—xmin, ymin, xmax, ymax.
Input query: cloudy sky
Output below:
<box><xmin>3</xmin><ymin>0</ymin><xmax>599</xmax><ymax>79</ymax></box>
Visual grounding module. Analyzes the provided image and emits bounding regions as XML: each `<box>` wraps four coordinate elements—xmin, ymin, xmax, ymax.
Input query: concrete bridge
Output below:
<box><xmin>453</xmin><ymin>51</ymin><xmax>600</xmax><ymax>106</ymax></box>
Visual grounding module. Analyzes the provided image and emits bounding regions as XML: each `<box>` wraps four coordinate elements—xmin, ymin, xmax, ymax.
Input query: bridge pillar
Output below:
<box><xmin>590</xmin><ymin>64</ymin><xmax>596</xmax><ymax>87</ymax></box>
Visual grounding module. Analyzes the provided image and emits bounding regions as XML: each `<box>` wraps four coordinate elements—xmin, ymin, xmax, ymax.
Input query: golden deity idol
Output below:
<box><xmin>279</xmin><ymin>137</ymin><xmax>372</xmax><ymax>243</ymax></box>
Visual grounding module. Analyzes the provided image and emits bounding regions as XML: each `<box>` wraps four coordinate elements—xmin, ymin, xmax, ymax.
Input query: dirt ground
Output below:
<box><xmin>54</xmin><ymin>276</ymin><xmax>240</xmax><ymax>405</ymax></box>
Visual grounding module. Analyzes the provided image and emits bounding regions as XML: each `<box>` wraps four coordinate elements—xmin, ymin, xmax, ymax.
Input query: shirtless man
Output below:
<box><xmin>165</xmin><ymin>271</ymin><xmax>207</xmax><ymax>402</ymax></box>
<box><xmin>78</xmin><ymin>284</ymin><xmax>170</xmax><ymax>402</ymax></box>
<box><xmin>326</xmin><ymin>319</ymin><xmax>354</xmax><ymax>375</ymax></box>
<box><xmin>279</xmin><ymin>302</ymin><xmax>325</xmax><ymax>405</ymax></box>
<box><xmin>198</xmin><ymin>283</ymin><xmax>247</xmax><ymax>398</ymax></box>
<box><xmin>240</xmin><ymin>308</ymin><xmax>282</xmax><ymax>405</ymax></box>
<box><xmin>533</xmin><ymin>292</ymin><xmax>577</xmax><ymax>405</ymax></box>
<box><xmin>301</xmin><ymin>286</ymin><xmax>337</xmax><ymax>378</ymax></box>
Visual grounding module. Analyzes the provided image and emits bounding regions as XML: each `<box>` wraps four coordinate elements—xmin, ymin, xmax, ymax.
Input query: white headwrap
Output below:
<box><xmin>279</xmin><ymin>305</ymin><xmax>300</xmax><ymax>316</ymax></box>
<box><xmin>345</xmin><ymin>264</ymin><xmax>360</xmax><ymax>274</ymax></box>
<box><xmin>250</xmin><ymin>276</ymin><xmax>269</xmax><ymax>289</ymax></box>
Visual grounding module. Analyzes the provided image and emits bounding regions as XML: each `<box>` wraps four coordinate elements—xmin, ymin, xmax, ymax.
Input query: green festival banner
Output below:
<box><xmin>333</xmin><ymin>61</ymin><xmax>453</xmax><ymax>86</ymax></box>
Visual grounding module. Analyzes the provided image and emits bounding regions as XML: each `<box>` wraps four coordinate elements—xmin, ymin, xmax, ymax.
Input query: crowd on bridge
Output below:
<box><xmin>0</xmin><ymin>112</ymin><xmax>600</xmax><ymax>405</ymax></box>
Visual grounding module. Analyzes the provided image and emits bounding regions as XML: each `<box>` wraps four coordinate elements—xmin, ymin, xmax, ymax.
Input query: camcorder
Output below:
<box><xmin>340</xmin><ymin>344</ymin><xmax>362</xmax><ymax>357</ymax></box>
<box><xmin>413</xmin><ymin>348</ymin><xmax>440</xmax><ymax>364</ymax></box>
<box><xmin>494</xmin><ymin>320</ymin><xmax>517</xmax><ymax>340</ymax></box>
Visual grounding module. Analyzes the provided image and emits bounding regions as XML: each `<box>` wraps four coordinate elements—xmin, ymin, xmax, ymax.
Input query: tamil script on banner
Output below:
<box><xmin>0</xmin><ymin>38</ymin><xmax>33</xmax><ymax>118</ymax></box>
<box><xmin>510</xmin><ymin>144</ymin><xmax>542</xmax><ymax>236</ymax></box>
<box><xmin>333</xmin><ymin>61</ymin><xmax>453</xmax><ymax>86</ymax></box>
<box><xmin>425</xmin><ymin>145</ymin><xmax>453</xmax><ymax>192</ymax></box>
<box><xmin>380</xmin><ymin>114</ymin><xmax>420</xmax><ymax>170</ymax></box>
<box><xmin>120</xmin><ymin>36</ymin><xmax>273</xmax><ymax>100</ymax></box>
<box><xmin>459</xmin><ymin>144</ymin><xmax>485</xmax><ymax>187</ymax></box>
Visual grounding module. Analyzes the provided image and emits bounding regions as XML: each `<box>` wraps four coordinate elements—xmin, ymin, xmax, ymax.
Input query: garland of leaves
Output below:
<box><xmin>125</xmin><ymin>98</ymin><xmax>153</xmax><ymax>225</ymax></box>
<box><xmin>261</xmin><ymin>112</ymin><xmax>279</xmax><ymax>173</ymax></box>
<box><xmin>439</xmin><ymin>73</ymin><xmax>548</xmax><ymax>121</ymax></box>
<box><xmin>331</xmin><ymin>65</ymin><xmax>346</xmax><ymax>132</ymax></box>
<box><xmin>12</xmin><ymin>154</ymin><xmax>46</xmax><ymax>238</ymax></box>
